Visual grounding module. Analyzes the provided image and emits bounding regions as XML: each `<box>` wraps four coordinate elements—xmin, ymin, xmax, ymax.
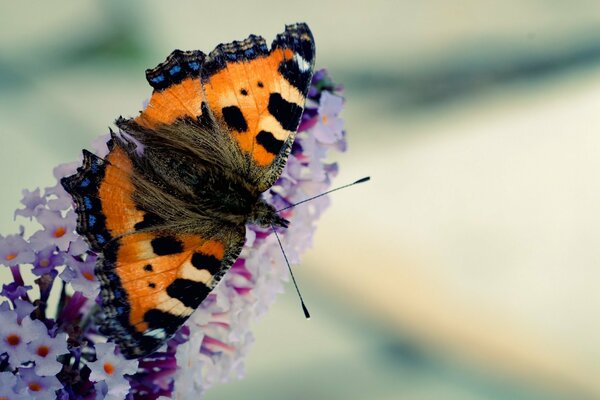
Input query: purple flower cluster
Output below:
<box><xmin>0</xmin><ymin>69</ymin><xmax>346</xmax><ymax>399</ymax></box>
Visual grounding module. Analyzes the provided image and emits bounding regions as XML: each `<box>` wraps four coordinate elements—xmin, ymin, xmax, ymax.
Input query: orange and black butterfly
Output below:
<box><xmin>61</xmin><ymin>23</ymin><xmax>315</xmax><ymax>358</ymax></box>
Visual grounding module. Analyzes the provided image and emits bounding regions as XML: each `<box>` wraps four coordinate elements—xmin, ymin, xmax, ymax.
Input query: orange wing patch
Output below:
<box><xmin>202</xmin><ymin>49</ymin><xmax>305</xmax><ymax>166</ymax></box>
<box><xmin>136</xmin><ymin>78</ymin><xmax>205</xmax><ymax>129</ymax></box>
<box><xmin>105</xmin><ymin>233</ymin><xmax>225</xmax><ymax>333</ymax></box>
<box><xmin>60</xmin><ymin>137</ymin><xmax>145</xmax><ymax>252</ymax></box>
<box><xmin>201</xmin><ymin>24</ymin><xmax>315</xmax><ymax>167</ymax></box>
<box><xmin>135</xmin><ymin>50</ymin><xmax>206</xmax><ymax>129</ymax></box>
<box><xmin>98</xmin><ymin>146</ymin><xmax>145</xmax><ymax>237</ymax></box>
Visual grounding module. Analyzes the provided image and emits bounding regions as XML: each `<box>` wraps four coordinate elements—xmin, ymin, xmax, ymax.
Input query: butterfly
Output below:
<box><xmin>61</xmin><ymin>23</ymin><xmax>315</xmax><ymax>359</ymax></box>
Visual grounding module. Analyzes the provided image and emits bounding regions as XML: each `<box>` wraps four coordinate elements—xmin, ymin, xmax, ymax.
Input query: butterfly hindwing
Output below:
<box><xmin>63</xmin><ymin>137</ymin><xmax>247</xmax><ymax>358</ymax></box>
<box><xmin>98</xmin><ymin>228</ymin><xmax>244</xmax><ymax>359</ymax></box>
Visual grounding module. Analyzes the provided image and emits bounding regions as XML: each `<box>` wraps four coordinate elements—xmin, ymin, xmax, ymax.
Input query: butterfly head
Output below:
<box><xmin>249</xmin><ymin>199</ymin><xmax>289</xmax><ymax>229</ymax></box>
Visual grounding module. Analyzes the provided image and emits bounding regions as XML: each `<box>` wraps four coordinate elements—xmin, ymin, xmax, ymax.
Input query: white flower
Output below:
<box><xmin>13</xmin><ymin>298</ymin><xmax>35</xmax><ymax>323</ymax></box>
<box><xmin>170</xmin><ymin>332</ymin><xmax>206</xmax><ymax>400</ymax></box>
<box><xmin>0</xmin><ymin>234</ymin><xmax>35</xmax><ymax>267</ymax></box>
<box><xmin>312</xmin><ymin>91</ymin><xmax>344</xmax><ymax>144</ymax></box>
<box><xmin>0</xmin><ymin>315</ymin><xmax>47</xmax><ymax>367</ymax></box>
<box><xmin>60</xmin><ymin>254</ymin><xmax>100</xmax><ymax>298</ymax></box>
<box><xmin>27</xmin><ymin>333</ymin><xmax>69</xmax><ymax>376</ymax></box>
<box><xmin>88</xmin><ymin>342</ymin><xmax>138</xmax><ymax>400</ymax></box>
<box><xmin>29</xmin><ymin>209</ymin><xmax>78</xmax><ymax>252</ymax></box>
<box><xmin>16</xmin><ymin>367</ymin><xmax>62</xmax><ymax>400</ymax></box>
<box><xmin>0</xmin><ymin>371</ymin><xmax>29</xmax><ymax>400</ymax></box>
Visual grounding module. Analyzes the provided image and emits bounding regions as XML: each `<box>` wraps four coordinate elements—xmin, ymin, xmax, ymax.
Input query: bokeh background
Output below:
<box><xmin>2</xmin><ymin>1</ymin><xmax>600</xmax><ymax>399</ymax></box>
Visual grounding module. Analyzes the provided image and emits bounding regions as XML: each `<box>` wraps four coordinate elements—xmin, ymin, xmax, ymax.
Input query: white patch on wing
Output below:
<box><xmin>180</xmin><ymin>260</ymin><xmax>213</xmax><ymax>284</ymax></box>
<box><xmin>144</xmin><ymin>328</ymin><xmax>166</xmax><ymax>339</ymax></box>
<box><xmin>293</xmin><ymin>53</ymin><xmax>311</xmax><ymax>72</ymax></box>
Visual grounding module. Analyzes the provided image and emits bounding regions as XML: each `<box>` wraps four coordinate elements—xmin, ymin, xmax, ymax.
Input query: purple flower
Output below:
<box><xmin>0</xmin><ymin>315</ymin><xmax>48</xmax><ymax>367</ymax></box>
<box><xmin>0</xmin><ymin>372</ymin><xmax>29</xmax><ymax>400</ymax></box>
<box><xmin>44</xmin><ymin>162</ymin><xmax>81</xmax><ymax>212</ymax></box>
<box><xmin>312</xmin><ymin>91</ymin><xmax>344</xmax><ymax>144</ymax></box>
<box><xmin>16</xmin><ymin>367</ymin><xmax>62</xmax><ymax>400</ymax></box>
<box><xmin>1</xmin><ymin>281</ymin><xmax>32</xmax><ymax>303</ymax></box>
<box><xmin>67</xmin><ymin>236</ymin><xmax>91</xmax><ymax>257</ymax></box>
<box><xmin>31</xmin><ymin>246</ymin><xmax>64</xmax><ymax>276</ymax></box>
<box><xmin>0</xmin><ymin>234</ymin><xmax>35</xmax><ymax>267</ymax></box>
<box><xmin>14</xmin><ymin>188</ymin><xmax>47</xmax><ymax>219</ymax></box>
<box><xmin>26</xmin><ymin>333</ymin><xmax>69</xmax><ymax>376</ymax></box>
<box><xmin>13</xmin><ymin>298</ymin><xmax>35</xmax><ymax>323</ymax></box>
<box><xmin>60</xmin><ymin>254</ymin><xmax>100</xmax><ymax>298</ymax></box>
<box><xmin>88</xmin><ymin>342</ymin><xmax>138</xmax><ymax>400</ymax></box>
<box><xmin>29</xmin><ymin>209</ymin><xmax>78</xmax><ymax>252</ymax></box>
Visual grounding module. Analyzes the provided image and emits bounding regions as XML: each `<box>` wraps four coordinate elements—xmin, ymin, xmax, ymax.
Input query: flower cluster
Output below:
<box><xmin>0</xmin><ymin>69</ymin><xmax>346</xmax><ymax>399</ymax></box>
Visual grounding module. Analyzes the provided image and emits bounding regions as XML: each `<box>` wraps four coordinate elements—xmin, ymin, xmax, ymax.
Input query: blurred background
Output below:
<box><xmin>2</xmin><ymin>1</ymin><xmax>600</xmax><ymax>399</ymax></box>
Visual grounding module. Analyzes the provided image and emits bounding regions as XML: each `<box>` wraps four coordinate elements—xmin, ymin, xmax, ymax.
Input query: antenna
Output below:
<box><xmin>273</xmin><ymin>176</ymin><xmax>370</xmax><ymax>319</ymax></box>
<box><xmin>272</xmin><ymin>225</ymin><xmax>311</xmax><ymax>319</ymax></box>
<box><xmin>277</xmin><ymin>176</ymin><xmax>370</xmax><ymax>212</ymax></box>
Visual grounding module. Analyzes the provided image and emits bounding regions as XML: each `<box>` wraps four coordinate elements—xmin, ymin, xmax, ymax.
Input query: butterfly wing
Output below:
<box><xmin>130</xmin><ymin>23</ymin><xmax>315</xmax><ymax>193</ymax></box>
<box><xmin>135</xmin><ymin>50</ymin><xmax>207</xmax><ymax>130</ymax></box>
<box><xmin>201</xmin><ymin>23</ymin><xmax>315</xmax><ymax>191</ymax></box>
<box><xmin>98</xmin><ymin>228</ymin><xmax>244</xmax><ymax>359</ymax></box>
<box><xmin>62</xmin><ymin>23</ymin><xmax>315</xmax><ymax>358</ymax></box>
<box><xmin>62</xmin><ymin>139</ymin><xmax>245</xmax><ymax>358</ymax></box>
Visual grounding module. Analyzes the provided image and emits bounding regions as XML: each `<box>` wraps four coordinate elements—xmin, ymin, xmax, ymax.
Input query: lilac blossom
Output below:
<box><xmin>31</xmin><ymin>246</ymin><xmax>64</xmax><ymax>276</ymax></box>
<box><xmin>13</xmin><ymin>298</ymin><xmax>35</xmax><ymax>323</ymax></box>
<box><xmin>0</xmin><ymin>315</ymin><xmax>48</xmax><ymax>367</ymax></box>
<box><xmin>14</xmin><ymin>188</ymin><xmax>46</xmax><ymax>219</ymax></box>
<box><xmin>0</xmin><ymin>371</ymin><xmax>29</xmax><ymax>400</ymax></box>
<box><xmin>60</xmin><ymin>254</ymin><xmax>100</xmax><ymax>298</ymax></box>
<box><xmin>27</xmin><ymin>333</ymin><xmax>69</xmax><ymax>376</ymax></box>
<box><xmin>17</xmin><ymin>367</ymin><xmax>62</xmax><ymax>400</ymax></box>
<box><xmin>88</xmin><ymin>342</ymin><xmax>138</xmax><ymax>400</ymax></box>
<box><xmin>29</xmin><ymin>209</ymin><xmax>78</xmax><ymax>252</ymax></box>
<box><xmin>312</xmin><ymin>91</ymin><xmax>344</xmax><ymax>144</ymax></box>
<box><xmin>0</xmin><ymin>69</ymin><xmax>346</xmax><ymax>399</ymax></box>
<box><xmin>0</xmin><ymin>234</ymin><xmax>35</xmax><ymax>267</ymax></box>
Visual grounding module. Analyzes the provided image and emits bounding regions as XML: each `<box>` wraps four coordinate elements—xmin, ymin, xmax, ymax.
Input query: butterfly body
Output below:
<box><xmin>61</xmin><ymin>23</ymin><xmax>315</xmax><ymax>358</ymax></box>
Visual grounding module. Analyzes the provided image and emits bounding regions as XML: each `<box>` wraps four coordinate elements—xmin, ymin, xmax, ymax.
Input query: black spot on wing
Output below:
<box><xmin>273</xmin><ymin>24</ymin><xmax>314</xmax><ymax>95</ymax></box>
<box><xmin>166</xmin><ymin>278</ymin><xmax>211</xmax><ymax>309</ymax></box>
<box><xmin>151</xmin><ymin>236</ymin><xmax>184</xmax><ymax>256</ymax></box>
<box><xmin>256</xmin><ymin>130</ymin><xmax>284</xmax><ymax>155</ymax></box>
<box><xmin>273</xmin><ymin>23</ymin><xmax>315</xmax><ymax>64</ymax></box>
<box><xmin>222</xmin><ymin>106</ymin><xmax>248</xmax><ymax>132</ymax></box>
<box><xmin>278</xmin><ymin>59</ymin><xmax>312</xmax><ymax>95</ymax></box>
<box><xmin>191</xmin><ymin>252</ymin><xmax>221</xmax><ymax>275</ymax></box>
<box><xmin>143</xmin><ymin>309</ymin><xmax>187</xmax><ymax>335</ymax></box>
<box><xmin>134</xmin><ymin>213</ymin><xmax>164</xmax><ymax>231</ymax></box>
<box><xmin>267</xmin><ymin>93</ymin><xmax>303</xmax><ymax>132</ymax></box>
<box><xmin>143</xmin><ymin>264</ymin><xmax>153</xmax><ymax>272</ymax></box>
